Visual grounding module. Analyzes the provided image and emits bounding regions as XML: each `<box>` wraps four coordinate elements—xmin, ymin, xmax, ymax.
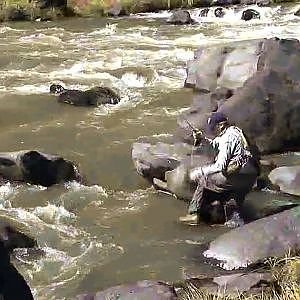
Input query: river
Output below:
<box><xmin>0</xmin><ymin>4</ymin><xmax>300</xmax><ymax>299</ymax></box>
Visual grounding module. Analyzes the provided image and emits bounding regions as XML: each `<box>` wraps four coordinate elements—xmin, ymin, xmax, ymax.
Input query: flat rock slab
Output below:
<box><xmin>268</xmin><ymin>166</ymin><xmax>300</xmax><ymax>197</ymax></box>
<box><xmin>75</xmin><ymin>280</ymin><xmax>177</xmax><ymax>299</ymax></box>
<box><xmin>204</xmin><ymin>206</ymin><xmax>300</xmax><ymax>270</ymax></box>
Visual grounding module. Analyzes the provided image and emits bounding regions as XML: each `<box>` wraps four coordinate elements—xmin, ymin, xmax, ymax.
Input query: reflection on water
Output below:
<box><xmin>0</xmin><ymin>4</ymin><xmax>300</xmax><ymax>299</ymax></box>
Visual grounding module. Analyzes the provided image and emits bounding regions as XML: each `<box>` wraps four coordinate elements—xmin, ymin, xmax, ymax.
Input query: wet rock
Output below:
<box><xmin>183</xmin><ymin>38</ymin><xmax>300</xmax><ymax>154</ymax></box>
<box><xmin>204</xmin><ymin>206</ymin><xmax>300</xmax><ymax>270</ymax></box>
<box><xmin>182</xmin><ymin>272</ymin><xmax>272</xmax><ymax>296</ymax></box>
<box><xmin>50</xmin><ymin>84</ymin><xmax>120</xmax><ymax>106</ymax></box>
<box><xmin>214</xmin><ymin>7</ymin><xmax>225</xmax><ymax>18</ymax></box>
<box><xmin>167</xmin><ymin>10</ymin><xmax>195</xmax><ymax>25</ymax></box>
<box><xmin>75</xmin><ymin>280</ymin><xmax>177</xmax><ymax>299</ymax></box>
<box><xmin>0</xmin><ymin>150</ymin><xmax>81</xmax><ymax>187</ymax></box>
<box><xmin>295</xmin><ymin>9</ymin><xmax>300</xmax><ymax>17</ymax></box>
<box><xmin>199</xmin><ymin>8</ymin><xmax>209</xmax><ymax>17</ymax></box>
<box><xmin>268</xmin><ymin>165</ymin><xmax>300</xmax><ymax>196</ymax></box>
<box><xmin>241</xmin><ymin>9</ymin><xmax>260</xmax><ymax>21</ymax></box>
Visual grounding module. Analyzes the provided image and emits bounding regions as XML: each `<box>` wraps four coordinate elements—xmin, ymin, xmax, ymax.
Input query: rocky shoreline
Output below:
<box><xmin>0</xmin><ymin>0</ymin><xmax>299</xmax><ymax>22</ymax></box>
<box><xmin>130</xmin><ymin>36</ymin><xmax>300</xmax><ymax>298</ymax></box>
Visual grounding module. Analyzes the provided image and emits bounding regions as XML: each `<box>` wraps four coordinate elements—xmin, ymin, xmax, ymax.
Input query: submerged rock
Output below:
<box><xmin>167</xmin><ymin>10</ymin><xmax>195</xmax><ymax>25</ymax></box>
<box><xmin>50</xmin><ymin>84</ymin><xmax>120</xmax><ymax>106</ymax></box>
<box><xmin>268</xmin><ymin>165</ymin><xmax>300</xmax><ymax>196</ymax></box>
<box><xmin>75</xmin><ymin>280</ymin><xmax>177</xmax><ymax>299</ymax></box>
<box><xmin>0</xmin><ymin>150</ymin><xmax>81</xmax><ymax>187</ymax></box>
<box><xmin>295</xmin><ymin>9</ymin><xmax>300</xmax><ymax>17</ymax></box>
<box><xmin>204</xmin><ymin>206</ymin><xmax>300</xmax><ymax>270</ymax></box>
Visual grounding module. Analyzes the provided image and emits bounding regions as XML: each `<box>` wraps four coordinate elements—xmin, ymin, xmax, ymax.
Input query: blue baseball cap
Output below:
<box><xmin>207</xmin><ymin>112</ymin><xmax>228</xmax><ymax>132</ymax></box>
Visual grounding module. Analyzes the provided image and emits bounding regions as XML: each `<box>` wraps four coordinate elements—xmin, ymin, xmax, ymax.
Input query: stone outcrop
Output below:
<box><xmin>204</xmin><ymin>206</ymin><xmax>300</xmax><ymax>270</ymax></box>
<box><xmin>268</xmin><ymin>165</ymin><xmax>300</xmax><ymax>196</ymax></box>
<box><xmin>167</xmin><ymin>9</ymin><xmax>195</xmax><ymax>25</ymax></box>
<box><xmin>241</xmin><ymin>8</ymin><xmax>260</xmax><ymax>21</ymax></box>
<box><xmin>182</xmin><ymin>38</ymin><xmax>300</xmax><ymax>154</ymax></box>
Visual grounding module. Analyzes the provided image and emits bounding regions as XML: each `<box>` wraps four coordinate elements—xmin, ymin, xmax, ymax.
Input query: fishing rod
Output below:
<box><xmin>184</xmin><ymin>118</ymin><xmax>203</xmax><ymax>167</ymax></box>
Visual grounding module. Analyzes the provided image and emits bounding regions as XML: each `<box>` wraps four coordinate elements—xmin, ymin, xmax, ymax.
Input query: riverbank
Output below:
<box><xmin>178</xmin><ymin>255</ymin><xmax>300</xmax><ymax>300</ymax></box>
<box><xmin>0</xmin><ymin>0</ymin><xmax>299</xmax><ymax>21</ymax></box>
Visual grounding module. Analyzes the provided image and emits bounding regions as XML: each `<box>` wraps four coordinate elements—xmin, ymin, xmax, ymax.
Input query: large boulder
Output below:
<box><xmin>185</xmin><ymin>38</ymin><xmax>300</xmax><ymax>93</ymax></box>
<box><xmin>204</xmin><ymin>206</ymin><xmax>300</xmax><ymax>270</ymax></box>
<box><xmin>75</xmin><ymin>280</ymin><xmax>177</xmax><ymax>300</ymax></box>
<box><xmin>132</xmin><ymin>141</ymin><xmax>216</xmax><ymax>182</ymax></box>
<box><xmin>167</xmin><ymin>10</ymin><xmax>195</xmax><ymax>25</ymax></box>
<box><xmin>268</xmin><ymin>165</ymin><xmax>300</xmax><ymax>196</ymax></box>
<box><xmin>0</xmin><ymin>150</ymin><xmax>81</xmax><ymax>187</ymax></box>
<box><xmin>182</xmin><ymin>39</ymin><xmax>300</xmax><ymax>153</ymax></box>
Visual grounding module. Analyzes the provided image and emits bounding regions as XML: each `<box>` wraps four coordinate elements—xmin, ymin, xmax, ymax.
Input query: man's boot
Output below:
<box><xmin>179</xmin><ymin>214</ymin><xmax>199</xmax><ymax>225</ymax></box>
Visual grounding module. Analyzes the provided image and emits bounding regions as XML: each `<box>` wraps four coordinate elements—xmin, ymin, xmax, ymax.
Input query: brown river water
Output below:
<box><xmin>0</xmin><ymin>4</ymin><xmax>300</xmax><ymax>299</ymax></box>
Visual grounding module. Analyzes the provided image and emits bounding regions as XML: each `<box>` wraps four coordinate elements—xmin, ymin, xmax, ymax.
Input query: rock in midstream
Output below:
<box><xmin>0</xmin><ymin>150</ymin><xmax>81</xmax><ymax>187</ymax></box>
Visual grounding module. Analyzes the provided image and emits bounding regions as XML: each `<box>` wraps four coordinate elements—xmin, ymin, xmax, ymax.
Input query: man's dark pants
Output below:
<box><xmin>188</xmin><ymin>162</ymin><xmax>258</xmax><ymax>215</ymax></box>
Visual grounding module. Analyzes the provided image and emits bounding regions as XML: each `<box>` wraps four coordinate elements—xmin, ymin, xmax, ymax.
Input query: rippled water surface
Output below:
<box><xmin>1</xmin><ymin>4</ymin><xmax>300</xmax><ymax>299</ymax></box>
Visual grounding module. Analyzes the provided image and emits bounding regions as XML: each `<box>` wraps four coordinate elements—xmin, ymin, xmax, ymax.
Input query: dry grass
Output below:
<box><xmin>178</xmin><ymin>254</ymin><xmax>300</xmax><ymax>300</ymax></box>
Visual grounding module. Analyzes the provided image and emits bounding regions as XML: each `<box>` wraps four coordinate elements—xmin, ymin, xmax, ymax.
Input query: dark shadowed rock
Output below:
<box><xmin>75</xmin><ymin>280</ymin><xmax>177</xmax><ymax>300</ymax></box>
<box><xmin>214</xmin><ymin>7</ymin><xmax>225</xmax><ymax>18</ymax></box>
<box><xmin>6</xmin><ymin>7</ymin><xmax>29</xmax><ymax>21</ymax></box>
<box><xmin>0</xmin><ymin>150</ymin><xmax>81</xmax><ymax>187</ymax></box>
<box><xmin>295</xmin><ymin>9</ymin><xmax>300</xmax><ymax>17</ymax></box>
<box><xmin>241</xmin><ymin>9</ymin><xmax>260</xmax><ymax>21</ymax></box>
<box><xmin>167</xmin><ymin>10</ymin><xmax>195</xmax><ymax>25</ymax></box>
<box><xmin>0</xmin><ymin>219</ymin><xmax>36</xmax><ymax>300</ymax></box>
<box><xmin>50</xmin><ymin>84</ymin><xmax>120</xmax><ymax>106</ymax></box>
<box><xmin>268</xmin><ymin>165</ymin><xmax>300</xmax><ymax>196</ymax></box>
<box><xmin>0</xmin><ymin>240</ymin><xmax>34</xmax><ymax>300</ymax></box>
<box><xmin>199</xmin><ymin>8</ymin><xmax>209</xmax><ymax>17</ymax></box>
<box><xmin>37</xmin><ymin>0</ymin><xmax>67</xmax><ymax>9</ymax></box>
<box><xmin>242</xmin><ymin>191</ymin><xmax>298</xmax><ymax>221</ymax></box>
<box><xmin>204</xmin><ymin>206</ymin><xmax>300</xmax><ymax>270</ymax></box>
<box><xmin>182</xmin><ymin>272</ymin><xmax>272</xmax><ymax>297</ymax></box>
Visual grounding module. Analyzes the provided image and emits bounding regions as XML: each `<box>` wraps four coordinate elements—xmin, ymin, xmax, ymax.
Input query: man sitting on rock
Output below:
<box><xmin>179</xmin><ymin>112</ymin><xmax>259</xmax><ymax>227</ymax></box>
